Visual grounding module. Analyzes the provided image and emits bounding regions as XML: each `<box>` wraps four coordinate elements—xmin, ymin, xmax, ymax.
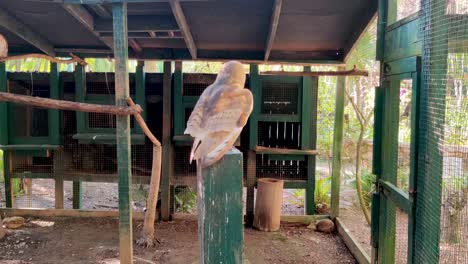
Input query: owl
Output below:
<box><xmin>185</xmin><ymin>61</ymin><xmax>253</xmax><ymax>168</ymax></box>
<box><xmin>0</xmin><ymin>34</ymin><xmax>7</xmax><ymax>58</ymax></box>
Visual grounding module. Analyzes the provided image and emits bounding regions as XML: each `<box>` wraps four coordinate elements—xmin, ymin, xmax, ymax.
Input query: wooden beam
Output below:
<box><xmin>169</xmin><ymin>0</ymin><xmax>197</xmax><ymax>59</ymax></box>
<box><xmin>255</xmin><ymin>146</ymin><xmax>319</xmax><ymax>156</ymax></box>
<box><xmin>63</xmin><ymin>0</ymin><xmax>212</xmax><ymax>3</ymax></box>
<box><xmin>112</xmin><ymin>3</ymin><xmax>133</xmax><ymax>263</ymax></box>
<box><xmin>264</xmin><ymin>0</ymin><xmax>282</xmax><ymax>61</ymax></box>
<box><xmin>62</xmin><ymin>4</ymin><xmax>114</xmax><ymax>49</ymax></box>
<box><xmin>89</xmin><ymin>4</ymin><xmax>112</xmax><ymax>18</ymax></box>
<box><xmin>128</xmin><ymin>38</ymin><xmax>143</xmax><ymax>53</ymax></box>
<box><xmin>0</xmin><ymin>208</ymin><xmax>146</xmax><ymax>220</ymax></box>
<box><xmin>336</xmin><ymin>217</ymin><xmax>371</xmax><ymax>264</ymax></box>
<box><xmin>0</xmin><ymin>7</ymin><xmax>55</xmax><ymax>56</ymax></box>
<box><xmin>261</xmin><ymin>66</ymin><xmax>368</xmax><ymax>77</ymax></box>
<box><xmin>95</xmin><ymin>15</ymin><xmax>178</xmax><ymax>32</ymax></box>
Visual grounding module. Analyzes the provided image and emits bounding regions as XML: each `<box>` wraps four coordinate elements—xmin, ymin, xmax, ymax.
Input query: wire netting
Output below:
<box><xmin>418</xmin><ymin>0</ymin><xmax>467</xmax><ymax>263</ymax></box>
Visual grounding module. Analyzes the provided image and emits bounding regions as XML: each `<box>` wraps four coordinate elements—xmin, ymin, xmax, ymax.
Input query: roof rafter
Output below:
<box><xmin>0</xmin><ymin>6</ymin><xmax>55</xmax><ymax>56</ymax></box>
<box><xmin>264</xmin><ymin>0</ymin><xmax>282</xmax><ymax>61</ymax></box>
<box><xmin>95</xmin><ymin>15</ymin><xmax>179</xmax><ymax>32</ymax></box>
<box><xmin>169</xmin><ymin>0</ymin><xmax>197</xmax><ymax>59</ymax></box>
<box><xmin>62</xmin><ymin>4</ymin><xmax>114</xmax><ymax>50</ymax></box>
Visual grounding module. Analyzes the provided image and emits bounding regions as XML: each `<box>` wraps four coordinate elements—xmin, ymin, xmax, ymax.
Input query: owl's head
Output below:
<box><xmin>215</xmin><ymin>61</ymin><xmax>246</xmax><ymax>88</ymax></box>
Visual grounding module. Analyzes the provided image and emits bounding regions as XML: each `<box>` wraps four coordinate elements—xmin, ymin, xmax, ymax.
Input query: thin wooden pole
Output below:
<box><xmin>161</xmin><ymin>61</ymin><xmax>172</xmax><ymax>221</ymax></box>
<box><xmin>330</xmin><ymin>68</ymin><xmax>346</xmax><ymax>219</ymax></box>
<box><xmin>0</xmin><ymin>53</ymin><xmax>87</xmax><ymax>66</ymax></box>
<box><xmin>199</xmin><ymin>149</ymin><xmax>244</xmax><ymax>264</ymax></box>
<box><xmin>113</xmin><ymin>3</ymin><xmax>133</xmax><ymax>263</ymax></box>
<box><xmin>0</xmin><ymin>92</ymin><xmax>142</xmax><ymax>116</ymax></box>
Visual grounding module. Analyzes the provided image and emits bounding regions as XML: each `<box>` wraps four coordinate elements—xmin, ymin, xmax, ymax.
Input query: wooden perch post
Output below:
<box><xmin>0</xmin><ymin>92</ymin><xmax>142</xmax><ymax>116</ymax></box>
<box><xmin>198</xmin><ymin>149</ymin><xmax>244</xmax><ymax>264</ymax></box>
<box><xmin>261</xmin><ymin>66</ymin><xmax>369</xmax><ymax>77</ymax></box>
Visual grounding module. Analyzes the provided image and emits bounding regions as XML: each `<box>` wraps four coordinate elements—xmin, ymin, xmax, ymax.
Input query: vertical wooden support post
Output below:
<box><xmin>0</xmin><ymin>62</ymin><xmax>12</xmax><ymax>208</ymax></box>
<box><xmin>49</xmin><ymin>62</ymin><xmax>60</xmax><ymax>144</ymax></box>
<box><xmin>302</xmin><ymin>66</ymin><xmax>318</xmax><ymax>215</ymax></box>
<box><xmin>246</xmin><ymin>65</ymin><xmax>260</xmax><ymax>226</ymax></box>
<box><xmin>54</xmin><ymin>149</ymin><xmax>64</xmax><ymax>209</ymax></box>
<box><xmin>73</xmin><ymin>64</ymin><xmax>85</xmax><ymax>209</ymax></box>
<box><xmin>173</xmin><ymin>61</ymin><xmax>184</xmax><ymax>136</ymax></box>
<box><xmin>113</xmin><ymin>3</ymin><xmax>133</xmax><ymax>263</ymax></box>
<box><xmin>50</xmin><ymin>62</ymin><xmax>64</xmax><ymax>209</ymax></box>
<box><xmin>198</xmin><ymin>149</ymin><xmax>244</xmax><ymax>264</ymax></box>
<box><xmin>161</xmin><ymin>61</ymin><xmax>173</xmax><ymax>221</ymax></box>
<box><xmin>135</xmin><ymin>61</ymin><xmax>146</xmax><ymax>134</ymax></box>
<box><xmin>330</xmin><ymin>69</ymin><xmax>346</xmax><ymax>219</ymax></box>
<box><xmin>72</xmin><ymin>181</ymin><xmax>82</xmax><ymax>209</ymax></box>
<box><xmin>75</xmin><ymin>64</ymin><xmax>86</xmax><ymax>134</ymax></box>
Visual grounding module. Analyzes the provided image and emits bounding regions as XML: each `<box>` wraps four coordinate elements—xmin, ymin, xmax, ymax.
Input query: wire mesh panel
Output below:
<box><xmin>261</xmin><ymin>80</ymin><xmax>299</xmax><ymax>115</ymax></box>
<box><xmin>417</xmin><ymin>0</ymin><xmax>467</xmax><ymax>263</ymax></box>
<box><xmin>183</xmin><ymin>74</ymin><xmax>216</xmax><ymax>96</ymax></box>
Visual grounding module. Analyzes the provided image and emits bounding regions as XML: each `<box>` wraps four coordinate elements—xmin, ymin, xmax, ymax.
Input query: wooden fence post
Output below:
<box><xmin>198</xmin><ymin>149</ymin><xmax>244</xmax><ymax>264</ymax></box>
<box><xmin>112</xmin><ymin>3</ymin><xmax>133</xmax><ymax>263</ymax></box>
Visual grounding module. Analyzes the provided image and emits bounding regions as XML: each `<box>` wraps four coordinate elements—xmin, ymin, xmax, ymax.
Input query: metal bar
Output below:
<box><xmin>161</xmin><ymin>61</ymin><xmax>172</xmax><ymax>221</ymax></box>
<box><xmin>112</xmin><ymin>3</ymin><xmax>133</xmax><ymax>263</ymax></box>
<box><xmin>264</xmin><ymin>0</ymin><xmax>282</xmax><ymax>61</ymax></box>
<box><xmin>0</xmin><ymin>7</ymin><xmax>55</xmax><ymax>56</ymax></box>
<box><xmin>199</xmin><ymin>149</ymin><xmax>243</xmax><ymax>263</ymax></box>
<box><xmin>330</xmin><ymin>67</ymin><xmax>346</xmax><ymax>219</ymax></box>
<box><xmin>169</xmin><ymin>0</ymin><xmax>197</xmax><ymax>59</ymax></box>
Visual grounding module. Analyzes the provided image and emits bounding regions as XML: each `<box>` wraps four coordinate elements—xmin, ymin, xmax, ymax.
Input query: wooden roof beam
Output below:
<box><xmin>63</xmin><ymin>0</ymin><xmax>213</xmax><ymax>4</ymax></box>
<box><xmin>0</xmin><ymin>7</ymin><xmax>55</xmax><ymax>56</ymax></box>
<box><xmin>62</xmin><ymin>4</ymin><xmax>114</xmax><ymax>50</ymax></box>
<box><xmin>89</xmin><ymin>4</ymin><xmax>112</xmax><ymax>18</ymax></box>
<box><xmin>95</xmin><ymin>15</ymin><xmax>179</xmax><ymax>32</ymax></box>
<box><xmin>264</xmin><ymin>0</ymin><xmax>282</xmax><ymax>61</ymax></box>
<box><xmin>128</xmin><ymin>38</ymin><xmax>142</xmax><ymax>53</ymax></box>
<box><xmin>169</xmin><ymin>0</ymin><xmax>197</xmax><ymax>59</ymax></box>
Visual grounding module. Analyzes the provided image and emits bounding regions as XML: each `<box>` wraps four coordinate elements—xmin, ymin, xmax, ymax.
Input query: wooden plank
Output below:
<box><xmin>199</xmin><ymin>149</ymin><xmax>243</xmax><ymax>264</ymax></box>
<box><xmin>372</xmin><ymin>87</ymin><xmax>384</xmax><ymax>175</ymax></box>
<box><xmin>254</xmin><ymin>146</ymin><xmax>318</xmax><ymax>156</ymax></box>
<box><xmin>330</xmin><ymin>68</ymin><xmax>345</xmax><ymax>219</ymax></box>
<box><xmin>161</xmin><ymin>61</ymin><xmax>172</xmax><ymax>221</ymax></box>
<box><xmin>336</xmin><ymin>217</ymin><xmax>371</xmax><ymax>264</ymax></box>
<box><xmin>3</xmin><ymin>150</ymin><xmax>13</xmax><ymax>208</ymax></box>
<box><xmin>384</xmin><ymin>56</ymin><xmax>418</xmax><ymax>76</ymax></box>
<box><xmin>376</xmin><ymin>0</ymin><xmax>388</xmax><ymax>61</ymax></box>
<box><xmin>245</xmin><ymin>150</ymin><xmax>256</xmax><ymax>227</ymax></box>
<box><xmin>88</xmin><ymin>4</ymin><xmax>111</xmax><ymax>18</ymax></box>
<box><xmin>384</xmin><ymin>18</ymin><xmax>422</xmax><ymax>62</ymax></box>
<box><xmin>128</xmin><ymin>39</ymin><xmax>142</xmax><ymax>53</ymax></box>
<box><xmin>261</xmin><ymin>67</ymin><xmax>368</xmax><ymax>77</ymax></box>
<box><xmin>0</xmin><ymin>145</ymin><xmax>60</xmax><ymax>150</ymax></box>
<box><xmin>280</xmin><ymin>214</ymin><xmax>329</xmax><ymax>225</ymax></box>
<box><xmin>169</xmin><ymin>0</ymin><xmax>197</xmax><ymax>59</ymax></box>
<box><xmin>264</xmin><ymin>0</ymin><xmax>282</xmax><ymax>61</ymax></box>
<box><xmin>112</xmin><ymin>3</ymin><xmax>133</xmax><ymax>263</ymax></box>
<box><xmin>0</xmin><ymin>7</ymin><xmax>55</xmax><ymax>56</ymax></box>
<box><xmin>64</xmin><ymin>0</ymin><xmax>212</xmax><ymax>3</ymax></box>
<box><xmin>49</xmin><ymin>63</ymin><xmax>61</xmax><ymax>145</ymax></box>
<box><xmin>94</xmin><ymin>15</ymin><xmax>178</xmax><ymax>32</ymax></box>
<box><xmin>62</xmin><ymin>173</ymin><xmax>150</xmax><ymax>184</ymax></box>
<box><xmin>283</xmin><ymin>180</ymin><xmax>307</xmax><ymax>189</ymax></box>
<box><xmin>63</xmin><ymin>4</ymin><xmax>114</xmax><ymax>49</ymax></box>
<box><xmin>0</xmin><ymin>208</ymin><xmax>146</xmax><ymax>220</ymax></box>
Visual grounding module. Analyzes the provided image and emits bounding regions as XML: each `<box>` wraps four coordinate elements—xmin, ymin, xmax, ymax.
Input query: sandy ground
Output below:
<box><xmin>0</xmin><ymin>215</ymin><xmax>356</xmax><ymax>264</ymax></box>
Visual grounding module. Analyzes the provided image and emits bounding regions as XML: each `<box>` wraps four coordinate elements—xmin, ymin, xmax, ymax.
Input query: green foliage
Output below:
<box><xmin>174</xmin><ymin>187</ymin><xmax>197</xmax><ymax>213</ymax></box>
<box><xmin>315</xmin><ymin>176</ymin><xmax>331</xmax><ymax>207</ymax></box>
<box><xmin>11</xmin><ymin>178</ymin><xmax>24</xmax><ymax>197</ymax></box>
<box><xmin>351</xmin><ymin>170</ymin><xmax>376</xmax><ymax>209</ymax></box>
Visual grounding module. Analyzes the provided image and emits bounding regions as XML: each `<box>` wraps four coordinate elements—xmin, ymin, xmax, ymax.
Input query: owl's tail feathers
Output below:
<box><xmin>189</xmin><ymin>137</ymin><xmax>201</xmax><ymax>164</ymax></box>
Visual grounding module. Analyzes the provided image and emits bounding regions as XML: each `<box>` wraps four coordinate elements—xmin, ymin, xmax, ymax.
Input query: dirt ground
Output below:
<box><xmin>0</xmin><ymin>214</ymin><xmax>356</xmax><ymax>264</ymax></box>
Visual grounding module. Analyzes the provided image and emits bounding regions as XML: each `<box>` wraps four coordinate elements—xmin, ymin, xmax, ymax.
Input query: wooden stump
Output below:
<box><xmin>254</xmin><ymin>178</ymin><xmax>284</xmax><ymax>231</ymax></box>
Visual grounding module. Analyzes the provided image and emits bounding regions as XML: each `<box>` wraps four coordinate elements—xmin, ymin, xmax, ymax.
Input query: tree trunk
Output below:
<box><xmin>355</xmin><ymin>125</ymin><xmax>371</xmax><ymax>225</ymax></box>
<box><xmin>447</xmin><ymin>210</ymin><xmax>461</xmax><ymax>244</ymax></box>
<box><xmin>254</xmin><ymin>178</ymin><xmax>284</xmax><ymax>231</ymax></box>
<box><xmin>137</xmin><ymin>144</ymin><xmax>162</xmax><ymax>247</ymax></box>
